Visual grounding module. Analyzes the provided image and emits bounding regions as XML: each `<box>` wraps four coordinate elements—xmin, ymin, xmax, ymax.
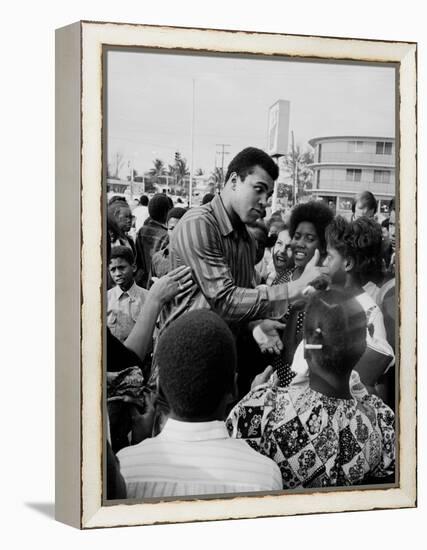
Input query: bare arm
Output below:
<box><xmin>124</xmin><ymin>266</ymin><xmax>192</xmax><ymax>361</ymax></box>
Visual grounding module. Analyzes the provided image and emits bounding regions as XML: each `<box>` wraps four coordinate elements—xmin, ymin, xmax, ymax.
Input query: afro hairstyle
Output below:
<box><xmin>289</xmin><ymin>201</ymin><xmax>334</xmax><ymax>253</ymax></box>
<box><xmin>156</xmin><ymin>310</ymin><xmax>237</xmax><ymax>420</ymax></box>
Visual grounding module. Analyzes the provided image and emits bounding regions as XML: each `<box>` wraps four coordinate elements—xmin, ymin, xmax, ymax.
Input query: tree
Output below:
<box><xmin>108</xmin><ymin>151</ymin><xmax>126</xmax><ymax>179</ymax></box>
<box><xmin>209</xmin><ymin>167</ymin><xmax>224</xmax><ymax>192</ymax></box>
<box><xmin>169</xmin><ymin>154</ymin><xmax>190</xmax><ymax>195</ymax></box>
<box><xmin>148</xmin><ymin>158</ymin><xmax>167</xmax><ymax>181</ymax></box>
<box><xmin>282</xmin><ymin>146</ymin><xmax>314</xmax><ymax>202</ymax></box>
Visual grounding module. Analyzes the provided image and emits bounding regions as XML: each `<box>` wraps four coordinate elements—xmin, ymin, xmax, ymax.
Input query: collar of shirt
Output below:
<box><xmin>210</xmin><ymin>195</ymin><xmax>235</xmax><ymax>237</ymax></box>
<box><xmin>159</xmin><ymin>418</ymin><xmax>230</xmax><ymax>442</ymax></box>
<box><xmin>111</xmin><ymin>281</ymin><xmax>139</xmax><ymax>302</ymax></box>
<box><xmin>146</xmin><ymin>218</ymin><xmax>168</xmax><ymax>230</ymax></box>
<box><xmin>211</xmin><ymin>194</ymin><xmax>250</xmax><ymax>242</ymax></box>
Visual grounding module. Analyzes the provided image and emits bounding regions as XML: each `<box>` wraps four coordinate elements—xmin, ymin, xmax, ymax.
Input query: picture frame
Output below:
<box><xmin>55</xmin><ymin>20</ymin><xmax>417</xmax><ymax>529</ymax></box>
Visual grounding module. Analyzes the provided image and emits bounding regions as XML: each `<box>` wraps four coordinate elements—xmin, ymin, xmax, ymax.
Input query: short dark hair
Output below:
<box><xmin>148</xmin><ymin>193</ymin><xmax>172</xmax><ymax>223</ymax></box>
<box><xmin>352</xmin><ymin>191</ymin><xmax>378</xmax><ymax>215</ymax></box>
<box><xmin>304</xmin><ymin>287</ymin><xmax>367</xmax><ymax>374</ymax></box>
<box><xmin>139</xmin><ymin>195</ymin><xmax>149</xmax><ymax>206</ymax></box>
<box><xmin>224</xmin><ymin>147</ymin><xmax>279</xmax><ymax>184</ymax></box>
<box><xmin>166</xmin><ymin>207</ymin><xmax>187</xmax><ymax>223</ymax></box>
<box><xmin>108</xmin><ymin>195</ymin><xmax>128</xmax><ymax>206</ymax></box>
<box><xmin>289</xmin><ymin>201</ymin><xmax>334</xmax><ymax>253</ymax></box>
<box><xmin>201</xmin><ymin>193</ymin><xmax>215</xmax><ymax>205</ymax></box>
<box><xmin>157</xmin><ymin>310</ymin><xmax>236</xmax><ymax>419</ymax></box>
<box><xmin>109</xmin><ymin>245</ymin><xmax>135</xmax><ymax>266</ymax></box>
<box><xmin>326</xmin><ymin>215</ymin><xmax>383</xmax><ymax>285</ymax></box>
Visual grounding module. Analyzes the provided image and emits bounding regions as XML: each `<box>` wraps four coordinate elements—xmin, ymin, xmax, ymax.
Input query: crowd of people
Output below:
<box><xmin>105</xmin><ymin>147</ymin><xmax>396</xmax><ymax>500</ymax></box>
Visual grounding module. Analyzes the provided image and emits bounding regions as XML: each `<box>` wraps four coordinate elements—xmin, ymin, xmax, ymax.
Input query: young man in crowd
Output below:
<box><xmin>227</xmin><ymin>287</ymin><xmax>395</xmax><ymax>489</ymax></box>
<box><xmin>161</xmin><ymin>147</ymin><xmax>327</xmax><ymax>333</ymax></box>
<box><xmin>150</xmin><ymin>206</ymin><xmax>187</xmax><ymax>281</ymax></box>
<box><xmin>117</xmin><ymin>309</ymin><xmax>283</xmax><ymax>498</ymax></box>
<box><xmin>107</xmin><ymin>246</ymin><xmax>148</xmax><ymax>342</ymax></box>
<box><xmin>135</xmin><ymin>193</ymin><xmax>171</xmax><ymax>288</ymax></box>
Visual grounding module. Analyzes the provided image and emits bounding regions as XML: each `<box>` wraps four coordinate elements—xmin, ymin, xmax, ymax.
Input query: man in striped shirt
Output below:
<box><xmin>160</xmin><ymin>147</ymin><xmax>328</xmax><ymax>342</ymax></box>
<box><xmin>117</xmin><ymin>310</ymin><xmax>283</xmax><ymax>498</ymax></box>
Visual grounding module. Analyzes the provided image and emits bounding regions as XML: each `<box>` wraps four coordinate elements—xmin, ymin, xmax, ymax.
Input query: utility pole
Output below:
<box><xmin>189</xmin><ymin>79</ymin><xmax>195</xmax><ymax>207</ymax></box>
<box><xmin>291</xmin><ymin>130</ymin><xmax>297</xmax><ymax>205</ymax></box>
<box><xmin>129</xmin><ymin>159</ymin><xmax>134</xmax><ymax>200</ymax></box>
<box><xmin>216</xmin><ymin>144</ymin><xmax>230</xmax><ymax>186</ymax></box>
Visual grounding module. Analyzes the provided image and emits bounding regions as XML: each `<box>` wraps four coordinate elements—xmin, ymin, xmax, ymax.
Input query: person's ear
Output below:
<box><xmin>344</xmin><ymin>256</ymin><xmax>355</xmax><ymax>272</ymax></box>
<box><xmin>132</xmin><ymin>263</ymin><xmax>137</xmax><ymax>275</ymax></box>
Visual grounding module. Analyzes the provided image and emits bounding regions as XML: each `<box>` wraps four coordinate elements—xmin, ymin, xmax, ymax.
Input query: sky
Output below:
<box><xmin>106</xmin><ymin>49</ymin><xmax>396</xmax><ymax>178</ymax></box>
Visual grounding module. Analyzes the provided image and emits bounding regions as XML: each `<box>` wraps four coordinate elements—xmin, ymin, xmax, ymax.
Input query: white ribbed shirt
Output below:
<box><xmin>117</xmin><ymin>419</ymin><xmax>282</xmax><ymax>499</ymax></box>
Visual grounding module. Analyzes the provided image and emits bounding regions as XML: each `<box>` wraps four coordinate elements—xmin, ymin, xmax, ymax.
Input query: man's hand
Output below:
<box><xmin>251</xmin><ymin>365</ymin><xmax>278</xmax><ymax>389</ymax></box>
<box><xmin>252</xmin><ymin>319</ymin><xmax>286</xmax><ymax>354</ymax></box>
<box><xmin>288</xmin><ymin>249</ymin><xmax>329</xmax><ymax>300</ymax></box>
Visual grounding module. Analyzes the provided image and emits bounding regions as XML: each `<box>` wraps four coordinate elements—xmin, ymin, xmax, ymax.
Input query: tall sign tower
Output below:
<box><xmin>267</xmin><ymin>100</ymin><xmax>290</xmax><ymax>212</ymax></box>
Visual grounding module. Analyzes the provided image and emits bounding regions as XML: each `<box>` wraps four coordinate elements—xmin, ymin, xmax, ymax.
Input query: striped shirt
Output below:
<box><xmin>117</xmin><ymin>419</ymin><xmax>283</xmax><ymax>498</ymax></box>
<box><xmin>160</xmin><ymin>195</ymin><xmax>290</xmax><ymax>331</ymax></box>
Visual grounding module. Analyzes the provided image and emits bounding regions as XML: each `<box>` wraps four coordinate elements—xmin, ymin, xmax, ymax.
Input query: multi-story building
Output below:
<box><xmin>308</xmin><ymin>136</ymin><xmax>395</xmax><ymax>219</ymax></box>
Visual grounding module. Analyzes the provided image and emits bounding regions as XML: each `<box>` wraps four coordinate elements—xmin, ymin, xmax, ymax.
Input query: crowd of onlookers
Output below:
<box><xmin>105</xmin><ymin>147</ymin><xmax>396</xmax><ymax>500</ymax></box>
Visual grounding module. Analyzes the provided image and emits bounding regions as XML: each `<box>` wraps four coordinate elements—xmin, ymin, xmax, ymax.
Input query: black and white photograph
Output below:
<box><xmin>104</xmin><ymin>47</ymin><xmax>398</xmax><ymax>501</ymax></box>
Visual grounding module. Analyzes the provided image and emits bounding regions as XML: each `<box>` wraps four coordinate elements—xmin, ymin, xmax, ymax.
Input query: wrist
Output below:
<box><xmin>287</xmin><ymin>280</ymin><xmax>304</xmax><ymax>302</ymax></box>
<box><xmin>144</xmin><ymin>292</ymin><xmax>163</xmax><ymax>312</ymax></box>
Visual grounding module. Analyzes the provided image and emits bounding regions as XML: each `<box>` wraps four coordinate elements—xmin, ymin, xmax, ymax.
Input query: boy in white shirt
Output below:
<box><xmin>107</xmin><ymin>246</ymin><xmax>148</xmax><ymax>342</ymax></box>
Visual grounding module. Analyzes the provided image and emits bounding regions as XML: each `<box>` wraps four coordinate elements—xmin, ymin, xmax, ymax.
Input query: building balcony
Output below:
<box><xmin>315</xmin><ymin>151</ymin><xmax>395</xmax><ymax>165</ymax></box>
<box><xmin>313</xmin><ymin>179</ymin><xmax>394</xmax><ymax>196</ymax></box>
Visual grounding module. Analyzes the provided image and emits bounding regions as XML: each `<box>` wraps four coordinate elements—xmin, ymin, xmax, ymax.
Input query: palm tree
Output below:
<box><xmin>209</xmin><ymin>167</ymin><xmax>224</xmax><ymax>192</ymax></box>
<box><xmin>148</xmin><ymin>158</ymin><xmax>166</xmax><ymax>181</ymax></box>
<box><xmin>282</xmin><ymin>147</ymin><xmax>314</xmax><ymax>202</ymax></box>
<box><xmin>174</xmin><ymin>157</ymin><xmax>190</xmax><ymax>195</ymax></box>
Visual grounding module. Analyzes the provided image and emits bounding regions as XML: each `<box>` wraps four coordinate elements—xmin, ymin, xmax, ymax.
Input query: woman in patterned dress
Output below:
<box><xmin>228</xmin><ymin>287</ymin><xmax>395</xmax><ymax>489</ymax></box>
<box><xmin>269</xmin><ymin>201</ymin><xmax>334</xmax><ymax>387</ymax></box>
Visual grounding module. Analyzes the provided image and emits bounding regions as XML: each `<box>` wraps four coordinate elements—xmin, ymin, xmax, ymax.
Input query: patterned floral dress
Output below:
<box><xmin>227</xmin><ymin>383</ymin><xmax>395</xmax><ymax>489</ymax></box>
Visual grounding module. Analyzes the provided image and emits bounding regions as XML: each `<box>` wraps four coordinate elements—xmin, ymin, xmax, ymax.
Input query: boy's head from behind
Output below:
<box><xmin>109</xmin><ymin>246</ymin><xmax>136</xmax><ymax>291</ymax></box>
<box><xmin>324</xmin><ymin>215</ymin><xmax>383</xmax><ymax>286</ymax></box>
<box><xmin>304</xmin><ymin>287</ymin><xmax>367</xmax><ymax>375</ymax></box>
<box><xmin>157</xmin><ymin>310</ymin><xmax>237</xmax><ymax>421</ymax></box>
